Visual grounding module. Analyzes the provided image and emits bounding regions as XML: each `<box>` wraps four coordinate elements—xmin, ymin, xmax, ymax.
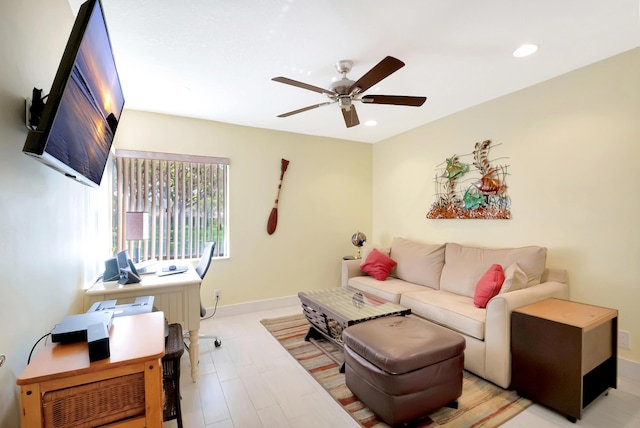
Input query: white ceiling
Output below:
<box><xmin>68</xmin><ymin>0</ymin><xmax>640</xmax><ymax>143</ymax></box>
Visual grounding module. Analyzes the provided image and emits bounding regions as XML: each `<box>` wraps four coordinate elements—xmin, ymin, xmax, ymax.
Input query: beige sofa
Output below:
<box><xmin>341</xmin><ymin>237</ymin><xmax>569</xmax><ymax>389</ymax></box>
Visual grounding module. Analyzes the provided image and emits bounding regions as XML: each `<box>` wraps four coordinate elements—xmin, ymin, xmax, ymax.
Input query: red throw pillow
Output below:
<box><xmin>473</xmin><ymin>264</ymin><xmax>505</xmax><ymax>308</ymax></box>
<box><xmin>360</xmin><ymin>248</ymin><xmax>397</xmax><ymax>281</ymax></box>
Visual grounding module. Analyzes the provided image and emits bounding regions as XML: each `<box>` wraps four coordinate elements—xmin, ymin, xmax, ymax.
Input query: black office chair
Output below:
<box><xmin>193</xmin><ymin>241</ymin><xmax>221</xmax><ymax>347</ymax></box>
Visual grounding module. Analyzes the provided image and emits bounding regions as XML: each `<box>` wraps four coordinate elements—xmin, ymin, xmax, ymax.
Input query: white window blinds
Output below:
<box><xmin>115</xmin><ymin>150</ymin><xmax>229</xmax><ymax>261</ymax></box>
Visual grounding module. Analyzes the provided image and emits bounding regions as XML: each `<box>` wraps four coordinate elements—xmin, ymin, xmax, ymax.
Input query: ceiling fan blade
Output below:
<box><xmin>361</xmin><ymin>94</ymin><xmax>426</xmax><ymax>107</ymax></box>
<box><xmin>272</xmin><ymin>77</ymin><xmax>336</xmax><ymax>96</ymax></box>
<box><xmin>349</xmin><ymin>56</ymin><xmax>405</xmax><ymax>95</ymax></box>
<box><xmin>277</xmin><ymin>102</ymin><xmax>332</xmax><ymax>118</ymax></box>
<box><xmin>341</xmin><ymin>106</ymin><xmax>360</xmax><ymax>128</ymax></box>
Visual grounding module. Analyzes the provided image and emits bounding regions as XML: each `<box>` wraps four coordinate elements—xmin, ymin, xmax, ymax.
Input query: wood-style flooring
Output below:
<box><xmin>163</xmin><ymin>305</ymin><xmax>640</xmax><ymax>428</ymax></box>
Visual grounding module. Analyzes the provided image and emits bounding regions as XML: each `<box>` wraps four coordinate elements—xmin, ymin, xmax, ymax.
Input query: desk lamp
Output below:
<box><xmin>126</xmin><ymin>212</ymin><xmax>149</xmax><ymax>263</ymax></box>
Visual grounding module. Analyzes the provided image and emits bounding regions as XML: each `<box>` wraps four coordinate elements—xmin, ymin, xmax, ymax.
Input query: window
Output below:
<box><xmin>114</xmin><ymin>150</ymin><xmax>228</xmax><ymax>261</ymax></box>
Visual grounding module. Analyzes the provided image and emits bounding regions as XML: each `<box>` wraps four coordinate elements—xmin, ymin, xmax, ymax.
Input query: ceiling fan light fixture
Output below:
<box><xmin>364</xmin><ymin>120</ymin><xmax>377</xmax><ymax>126</ymax></box>
<box><xmin>338</xmin><ymin>96</ymin><xmax>352</xmax><ymax>109</ymax></box>
<box><xmin>330</xmin><ymin>77</ymin><xmax>355</xmax><ymax>94</ymax></box>
<box><xmin>513</xmin><ymin>44</ymin><xmax>539</xmax><ymax>58</ymax></box>
<box><xmin>271</xmin><ymin>56</ymin><xmax>426</xmax><ymax>128</ymax></box>
<box><xmin>335</xmin><ymin>60</ymin><xmax>353</xmax><ymax>75</ymax></box>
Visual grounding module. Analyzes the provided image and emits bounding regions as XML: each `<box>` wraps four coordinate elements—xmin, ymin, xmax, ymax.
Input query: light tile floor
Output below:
<box><xmin>164</xmin><ymin>305</ymin><xmax>640</xmax><ymax>427</ymax></box>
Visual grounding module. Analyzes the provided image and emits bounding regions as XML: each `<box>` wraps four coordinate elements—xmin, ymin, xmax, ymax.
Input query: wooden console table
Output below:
<box><xmin>511</xmin><ymin>298</ymin><xmax>617</xmax><ymax>422</ymax></box>
<box><xmin>84</xmin><ymin>264</ymin><xmax>202</xmax><ymax>381</ymax></box>
<box><xmin>17</xmin><ymin>312</ymin><xmax>165</xmax><ymax>428</ymax></box>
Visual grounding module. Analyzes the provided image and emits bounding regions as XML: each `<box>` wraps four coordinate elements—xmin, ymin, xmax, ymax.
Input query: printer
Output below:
<box><xmin>86</xmin><ymin>296</ymin><xmax>155</xmax><ymax>317</ymax></box>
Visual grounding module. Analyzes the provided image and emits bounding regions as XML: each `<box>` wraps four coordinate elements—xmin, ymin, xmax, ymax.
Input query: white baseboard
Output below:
<box><xmin>208</xmin><ymin>294</ymin><xmax>300</xmax><ymax>318</ymax></box>
<box><xmin>618</xmin><ymin>357</ymin><xmax>640</xmax><ymax>381</ymax></box>
<box><xmin>208</xmin><ymin>296</ymin><xmax>640</xmax><ymax>381</ymax></box>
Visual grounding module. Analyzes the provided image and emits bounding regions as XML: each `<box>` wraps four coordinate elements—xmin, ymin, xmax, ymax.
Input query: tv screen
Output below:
<box><xmin>23</xmin><ymin>0</ymin><xmax>124</xmax><ymax>188</ymax></box>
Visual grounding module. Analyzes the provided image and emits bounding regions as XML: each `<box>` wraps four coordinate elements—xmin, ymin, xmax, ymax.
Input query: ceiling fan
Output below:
<box><xmin>272</xmin><ymin>56</ymin><xmax>426</xmax><ymax>128</ymax></box>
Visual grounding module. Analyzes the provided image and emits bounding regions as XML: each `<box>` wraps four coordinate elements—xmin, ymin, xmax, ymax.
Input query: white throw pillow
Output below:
<box><xmin>499</xmin><ymin>263</ymin><xmax>528</xmax><ymax>293</ymax></box>
<box><xmin>359</xmin><ymin>242</ymin><xmax>390</xmax><ymax>265</ymax></box>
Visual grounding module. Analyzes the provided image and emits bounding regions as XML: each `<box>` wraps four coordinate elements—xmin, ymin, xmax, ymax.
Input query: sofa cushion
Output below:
<box><xmin>348</xmin><ymin>277</ymin><xmax>426</xmax><ymax>304</ymax></box>
<box><xmin>400</xmin><ymin>290</ymin><xmax>486</xmax><ymax>340</ymax></box>
<box><xmin>440</xmin><ymin>243</ymin><xmax>547</xmax><ymax>298</ymax></box>
<box><xmin>473</xmin><ymin>264</ymin><xmax>505</xmax><ymax>308</ymax></box>
<box><xmin>360</xmin><ymin>248</ymin><xmax>397</xmax><ymax>281</ymax></box>
<box><xmin>390</xmin><ymin>237</ymin><xmax>445</xmax><ymax>289</ymax></box>
<box><xmin>500</xmin><ymin>263</ymin><xmax>528</xmax><ymax>293</ymax></box>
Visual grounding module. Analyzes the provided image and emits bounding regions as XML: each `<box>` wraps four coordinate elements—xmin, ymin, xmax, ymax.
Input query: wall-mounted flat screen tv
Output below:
<box><xmin>23</xmin><ymin>0</ymin><xmax>124</xmax><ymax>188</ymax></box>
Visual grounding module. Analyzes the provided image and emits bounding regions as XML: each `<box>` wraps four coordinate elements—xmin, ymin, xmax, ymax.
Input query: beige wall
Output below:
<box><xmin>113</xmin><ymin>111</ymin><xmax>372</xmax><ymax>307</ymax></box>
<box><xmin>373</xmin><ymin>48</ymin><xmax>640</xmax><ymax>362</ymax></box>
<box><xmin>0</xmin><ymin>0</ymin><xmax>113</xmax><ymax>426</ymax></box>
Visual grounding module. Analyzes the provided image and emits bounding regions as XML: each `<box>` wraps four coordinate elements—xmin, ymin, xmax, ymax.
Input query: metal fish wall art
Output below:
<box><xmin>427</xmin><ymin>140</ymin><xmax>511</xmax><ymax>219</ymax></box>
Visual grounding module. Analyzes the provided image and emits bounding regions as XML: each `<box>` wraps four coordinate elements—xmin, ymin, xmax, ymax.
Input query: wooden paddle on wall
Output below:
<box><xmin>267</xmin><ymin>158</ymin><xmax>290</xmax><ymax>235</ymax></box>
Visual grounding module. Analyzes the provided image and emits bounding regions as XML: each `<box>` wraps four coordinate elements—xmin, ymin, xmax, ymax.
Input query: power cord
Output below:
<box><xmin>28</xmin><ymin>332</ymin><xmax>51</xmax><ymax>364</ymax></box>
<box><xmin>201</xmin><ymin>295</ymin><xmax>219</xmax><ymax>320</ymax></box>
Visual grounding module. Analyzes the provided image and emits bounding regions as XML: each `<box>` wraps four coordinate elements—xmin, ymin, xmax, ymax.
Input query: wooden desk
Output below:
<box><xmin>83</xmin><ymin>264</ymin><xmax>202</xmax><ymax>382</ymax></box>
<box><xmin>17</xmin><ymin>312</ymin><xmax>165</xmax><ymax>428</ymax></box>
<box><xmin>511</xmin><ymin>298</ymin><xmax>618</xmax><ymax>422</ymax></box>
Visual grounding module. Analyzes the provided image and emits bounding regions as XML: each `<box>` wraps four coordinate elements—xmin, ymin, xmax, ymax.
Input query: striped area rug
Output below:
<box><xmin>261</xmin><ymin>313</ymin><xmax>531</xmax><ymax>428</ymax></box>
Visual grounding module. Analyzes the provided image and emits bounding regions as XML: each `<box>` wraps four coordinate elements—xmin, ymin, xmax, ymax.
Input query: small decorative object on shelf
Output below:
<box><xmin>351</xmin><ymin>231</ymin><xmax>367</xmax><ymax>259</ymax></box>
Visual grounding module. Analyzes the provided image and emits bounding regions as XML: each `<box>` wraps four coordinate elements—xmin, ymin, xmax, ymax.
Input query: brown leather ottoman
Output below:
<box><xmin>343</xmin><ymin>316</ymin><xmax>465</xmax><ymax>426</ymax></box>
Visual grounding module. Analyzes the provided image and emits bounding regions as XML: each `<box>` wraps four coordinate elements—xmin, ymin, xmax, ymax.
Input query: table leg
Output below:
<box><xmin>304</xmin><ymin>325</ymin><xmax>323</xmax><ymax>342</ymax></box>
<box><xmin>20</xmin><ymin>384</ymin><xmax>43</xmax><ymax>427</ymax></box>
<box><xmin>305</xmin><ymin>327</ymin><xmax>346</xmax><ymax>373</ymax></box>
<box><xmin>188</xmin><ymin>328</ymin><xmax>200</xmax><ymax>382</ymax></box>
<box><xmin>144</xmin><ymin>357</ymin><xmax>164</xmax><ymax>426</ymax></box>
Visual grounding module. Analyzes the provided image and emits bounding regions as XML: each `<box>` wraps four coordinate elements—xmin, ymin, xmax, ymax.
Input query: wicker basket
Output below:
<box><xmin>42</xmin><ymin>372</ymin><xmax>145</xmax><ymax>428</ymax></box>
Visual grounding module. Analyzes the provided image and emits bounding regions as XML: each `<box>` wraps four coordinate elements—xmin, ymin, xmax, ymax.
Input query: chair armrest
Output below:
<box><xmin>483</xmin><ymin>281</ymin><xmax>570</xmax><ymax>388</ymax></box>
<box><xmin>341</xmin><ymin>259</ymin><xmax>366</xmax><ymax>288</ymax></box>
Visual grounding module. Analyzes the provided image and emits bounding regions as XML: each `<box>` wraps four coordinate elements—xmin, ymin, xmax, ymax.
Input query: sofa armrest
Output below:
<box><xmin>341</xmin><ymin>259</ymin><xmax>366</xmax><ymax>288</ymax></box>
<box><xmin>483</xmin><ymin>280</ymin><xmax>570</xmax><ymax>388</ymax></box>
<box><xmin>541</xmin><ymin>268</ymin><xmax>569</xmax><ymax>284</ymax></box>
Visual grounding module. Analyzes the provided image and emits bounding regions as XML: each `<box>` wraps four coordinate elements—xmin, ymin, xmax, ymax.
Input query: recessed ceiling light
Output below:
<box><xmin>364</xmin><ymin>120</ymin><xmax>377</xmax><ymax>126</ymax></box>
<box><xmin>513</xmin><ymin>44</ymin><xmax>538</xmax><ymax>58</ymax></box>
